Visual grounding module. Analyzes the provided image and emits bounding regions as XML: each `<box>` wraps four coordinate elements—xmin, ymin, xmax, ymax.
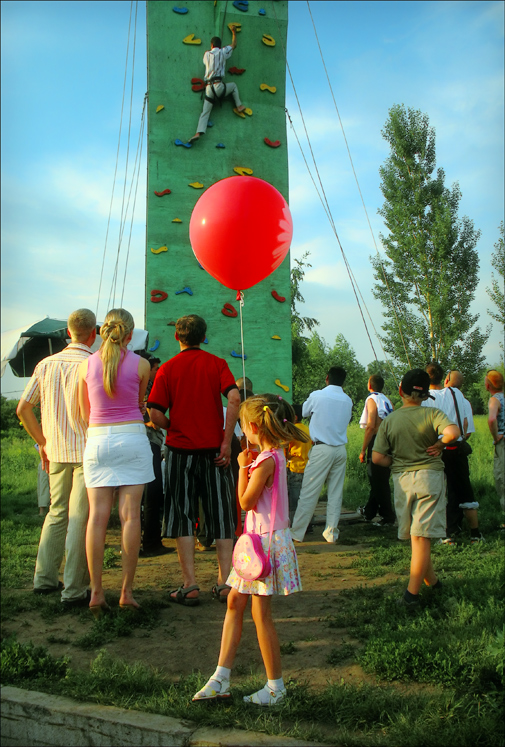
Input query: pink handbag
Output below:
<box><xmin>232</xmin><ymin>451</ymin><xmax>279</xmax><ymax>582</ymax></box>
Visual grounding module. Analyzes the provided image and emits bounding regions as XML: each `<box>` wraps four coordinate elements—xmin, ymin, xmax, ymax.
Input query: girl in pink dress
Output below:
<box><xmin>192</xmin><ymin>394</ymin><xmax>310</xmax><ymax>706</ymax></box>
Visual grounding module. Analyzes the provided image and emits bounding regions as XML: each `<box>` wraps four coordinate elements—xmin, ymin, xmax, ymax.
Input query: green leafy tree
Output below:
<box><xmin>1</xmin><ymin>396</ymin><xmax>22</xmax><ymax>437</ymax></box>
<box><xmin>486</xmin><ymin>221</ymin><xmax>504</xmax><ymax>328</ymax></box>
<box><xmin>371</xmin><ymin>104</ymin><xmax>489</xmax><ymax>385</ymax></box>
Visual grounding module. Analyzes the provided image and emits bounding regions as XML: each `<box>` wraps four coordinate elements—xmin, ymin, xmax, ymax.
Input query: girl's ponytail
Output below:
<box><xmin>99</xmin><ymin>308</ymin><xmax>135</xmax><ymax>397</ymax></box>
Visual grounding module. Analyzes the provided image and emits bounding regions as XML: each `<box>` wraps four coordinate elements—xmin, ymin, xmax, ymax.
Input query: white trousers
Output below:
<box><xmin>196</xmin><ymin>81</ymin><xmax>242</xmax><ymax>134</ymax></box>
<box><xmin>33</xmin><ymin>462</ymin><xmax>90</xmax><ymax>601</ymax></box>
<box><xmin>290</xmin><ymin>444</ymin><xmax>347</xmax><ymax>543</ymax></box>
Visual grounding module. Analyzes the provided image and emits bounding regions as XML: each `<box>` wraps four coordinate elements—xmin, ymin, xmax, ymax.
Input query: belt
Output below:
<box><xmin>206</xmin><ymin>78</ymin><xmax>222</xmax><ymax>84</ymax></box>
<box><xmin>313</xmin><ymin>440</ymin><xmax>327</xmax><ymax>446</ymax></box>
<box><xmin>88</xmin><ymin>424</ymin><xmax>144</xmax><ymax>436</ymax></box>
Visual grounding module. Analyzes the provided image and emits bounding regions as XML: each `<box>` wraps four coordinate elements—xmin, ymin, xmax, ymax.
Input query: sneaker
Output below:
<box><xmin>396</xmin><ymin>594</ymin><xmax>420</xmax><ymax>609</ymax></box>
<box><xmin>372</xmin><ymin>518</ymin><xmax>395</xmax><ymax>527</ymax></box>
<box><xmin>357</xmin><ymin>506</ymin><xmax>370</xmax><ymax>521</ymax></box>
<box><xmin>192</xmin><ymin>675</ymin><xmax>231</xmax><ymax>702</ymax></box>
<box><xmin>436</xmin><ymin>538</ymin><xmax>456</xmax><ymax>546</ymax></box>
<box><xmin>470</xmin><ymin>534</ymin><xmax>486</xmax><ymax>545</ymax></box>
<box><xmin>243</xmin><ymin>685</ymin><xmax>287</xmax><ymax>706</ymax></box>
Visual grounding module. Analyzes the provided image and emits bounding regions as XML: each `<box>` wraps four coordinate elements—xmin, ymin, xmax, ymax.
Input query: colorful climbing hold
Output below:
<box><xmin>172</xmin><ymin>218</ymin><xmax>182</xmax><ymax>223</ymax></box>
<box><xmin>259</xmin><ymin>8</ymin><xmax>266</xmax><ymax>15</ymax></box>
<box><xmin>264</xmin><ymin>138</ymin><xmax>281</xmax><ymax>148</ymax></box>
<box><xmin>207</xmin><ymin>120</ymin><xmax>214</xmax><ymax>127</ymax></box>
<box><xmin>175</xmin><ymin>286</ymin><xmax>193</xmax><ymax>296</ymax></box>
<box><xmin>244</xmin><ymin>107</ymin><xmax>253</xmax><ymax>116</ymax></box>
<box><xmin>271</xmin><ymin>290</ymin><xmax>286</xmax><ymax>303</ymax></box>
<box><xmin>151</xmin><ymin>246</ymin><xmax>168</xmax><ymax>254</ymax></box>
<box><xmin>151</xmin><ymin>290</ymin><xmax>168</xmax><ymax>303</ymax></box>
<box><xmin>183</xmin><ymin>33</ymin><xmax>201</xmax><ymax>44</ymax></box>
<box><xmin>228</xmin><ymin>67</ymin><xmax>246</xmax><ymax>75</ymax></box>
<box><xmin>172</xmin><ymin>7</ymin><xmax>188</xmax><ymax>13</ymax></box>
<box><xmin>260</xmin><ymin>83</ymin><xmax>276</xmax><ymax>93</ymax></box>
<box><xmin>231</xmin><ymin>350</ymin><xmax>247</xmax><ymax>360</ymax></box>
<box><xmin>149</xmin><ymin>340</ymin><xmax>160</xmax><ymax>352</ymax></box>
<box><xmin>156</xmin><ymin>105</ymin><xmax>165</xmax><ymax>113</ymax></box>
<box><xmin>233</xmin><ymin>108</ymin><xmax>246</xmax><ymax>119</ymax></box>
<box><xmin>262</xmin><ymin>34</ymin><xmax>275</xmax><ymax>46</ymax></box>
<box><xmin>203</xmin><ymin>337</ymin><xmax>209</xmax><ymax>344</ymax></box>
<box><xmin>216</xmin><ymin>143</ymin><xmax>226</xmax><ymax>149</ymax></box>
<box><xmin>232</xmin><ymin>1</ymin><xmax>248</xmax><ymax>12</ymax></box>
<box><xmin>222</xmin><ymin>303</ymin><xmax>238</xmax><ymax>318</ymax></box>
<box><xmin>191</xmin><ymin>77</ymin><xmax>205</xmax><ymax>91</ymax></box>
<box><xmin>271</xmin><ymin>335</ymin><xmax>281</xmax><ymax>340</ymax></box>
<box><xmin>233</xmin><ymin>167</ymin><xmax>253</xmax><ymax>176</ymax></box>
<box><xmin>154</xmin><ymin>189</ymin><xmax>171</xmax><ymax>197</ymax></box>
<box><xmin>275</xmin><ymin>379</ymin><xmax>289</xmax><ymax>392</ymax></box>
<box><xmin>175</xmin><ymin>139</ymin><xmax>192</xmax><ymax>148</ymax></box>
<box><xmin>189</xmin><ymin>182</ymin><xmax>204</xmax><ymax>189</ymax></box>
<box><xmin>228</xmin><ymin>22</ymin><xmax>242</xmax><ymax>32</ymax></box>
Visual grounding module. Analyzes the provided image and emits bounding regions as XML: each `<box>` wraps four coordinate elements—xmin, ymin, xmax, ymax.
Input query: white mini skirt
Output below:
<box><xmin>83</xmin><ymin>423</ymin><xmax>155</xmax><ymax>488</ymax></box>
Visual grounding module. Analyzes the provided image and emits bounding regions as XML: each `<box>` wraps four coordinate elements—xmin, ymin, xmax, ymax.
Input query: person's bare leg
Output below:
<box><xmin>408</xmin><ymin>535</ymin><xmax>437</xmax><ymax>595</ymax></box>
<box><xmin>118</xmin><ymin>484</ymin><xmax>144</xmax><ymax>607</ymax></box>
<box><xmin>216</xmin><ymin>537</ymin><xmax>233</xmax><ymax>586</ymax></box>
<box><xmin>217</xmin><ymin>589</ymin><xmax>249</xmax><ymax>668</ymax></box>
<box><xmin>464</xmin><ymin>508</ymin><xmax>479</xmax><ymax>529</ymax></box>
<box><xmin>171</xmin><ymin>535</ymin><xmax>199</xmax><ymax>601</ymax></box>
<box><xmin>86</xmin><ymin>487</ymin><xmax>114</xmax><ymax>607</ymax></box>
<box><xmin>251</xmin><ymin>595</ymin><xmax>282</xmax><ymax>680</ymax></box>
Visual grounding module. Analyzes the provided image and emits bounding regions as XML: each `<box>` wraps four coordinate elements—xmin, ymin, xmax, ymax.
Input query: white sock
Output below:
<box><xmin>267</xmin><ymin>677</ymin><xmax>284</xmax><ymax>691</ymax></box>
<box><xmin>214</xmin><ymin>665</ymin><xmax>231</xmax><ymax>681</ymax></box>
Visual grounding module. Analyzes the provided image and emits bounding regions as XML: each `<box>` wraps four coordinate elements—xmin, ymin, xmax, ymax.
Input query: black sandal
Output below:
<box><xmin>168</xmin><ymin>584</ymin><xmax>200</xmax><ymax>606</ymax></box>
<box><xmin>212</xmin><ymin>584</ymin><xmax>231</xmax><ymax>603</ymax></box>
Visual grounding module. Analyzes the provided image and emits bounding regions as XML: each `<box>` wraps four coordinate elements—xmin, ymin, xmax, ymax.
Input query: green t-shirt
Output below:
<box><xmin>373</xmin><ymin>405</ymin><xmax>454</xmax><ymax>473</ymax></box>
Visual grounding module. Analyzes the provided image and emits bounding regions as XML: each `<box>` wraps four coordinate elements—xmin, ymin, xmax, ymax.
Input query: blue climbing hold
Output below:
<box><xmin>172</xmin><ymin>7</ymin><xmax>188</xmax><ymax>13</ymax></box>
<box><xmin>149</xmin><ymin>340</ymin><xmax>160</xmax><ymax>352</ymax></box>
<box><xmin>203</xmin><ymin>337</ymin><xmax>209</xmax><ymax>344</ymax></box>
<box><xmin>216</xmin><ymin>143</ymin><xmax>225</xmax><ymax>149</ymax></box>
<box><xmin>175</xmin><ymin>286</ymin><xmax>193</xmax><ymax>296</ymax></box>
<box><xmin>175</xmin><ymin>139</ymin><xmax>192</xmax><ymax>148</ymax></box>
<box><xmin>207</xmin><ymin>120</ymin><xmax>214</xmax><ymax>127</ymax></box>
<box><xmin>233</xmin><ymin>0</ymin><xmax>248</xmax><ymax>11</ymax></box>
<box><xmin>231</xmin><ymin>350</ymin><xmax>247</xmax><ymax>360</ymax></box>
<box><xmin>259</xmin><ymin>8</ymin><xmax>266</xmax><ymax>15</ymax></box>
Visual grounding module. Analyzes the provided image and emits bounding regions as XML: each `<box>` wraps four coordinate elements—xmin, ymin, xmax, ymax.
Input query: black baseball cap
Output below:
<box><xmin>401</xmin><ymin>369</ymin><xmax>435</xmax><ymax>399</ymax></box>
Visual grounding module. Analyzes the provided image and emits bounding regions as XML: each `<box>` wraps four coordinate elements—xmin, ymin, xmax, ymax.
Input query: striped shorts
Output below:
<box><xmin>163</xmin><ymin>449</ymin><xmax>235</xmax><ymax>539</ymax></box>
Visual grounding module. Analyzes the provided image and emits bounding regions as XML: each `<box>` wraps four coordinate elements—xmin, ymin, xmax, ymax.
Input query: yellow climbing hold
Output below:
<box><xmin>183</xmin><ymin>34</ymin><xmax>202</xmax><ymax>44</ymax></box>
<box><xmin>189</xmin><ymin>182</ymin><xmax>204</xmax><ymax>189</ymax></box>
<box><xmin>260</xmin><ymin>83</ymin><xmax>276</xmax><ymax>93</ymax></box>
<box><xmin>151</xmin><ymin>245</ymin><xmax>168</xmax><ymax>254</ymax></box>
<box><xmin>262</xmin><ymin>34</ymin><xmax>275</xmax><ymax>46</ymax></box>
<box><xmin>244</xmin><ymin>107</ymin><xmax>253</xmax><ymax>116</ymax></box>
<box><xmin>156</xmin><ymin>105</ymin><xmax>165</xmax><ymax>113</ymax></box>
<box><xmin>172</xmin><ymin>218</ymin><xmax>182</xmax><ymax>223</ymax></box>
<box><xmin>271</xmin><ymin>335</ymin><xmax>281</xmax><ymax>340</ymax></box>
<box><xmin>233</xmin><ymin>167</ymin><xmax>253</xmax><ymax>176</ymax></box>
<box><xmin>233</xmin><ymin>107</ymin><xmax>246</xmax><ymax>119</ymax></box>
<box><xmin>228</xmin><ymin>22</ymin><xmax>241</xmax><ymax>32</ymax></box>
<box><xmin>275</xmin><ymin>378</ymin><xmax>289</xmax><ymax>392</ymax></box>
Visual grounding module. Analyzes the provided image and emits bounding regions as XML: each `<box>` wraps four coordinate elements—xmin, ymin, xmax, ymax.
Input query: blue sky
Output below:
<box><xmin>1</xmin><ymin>0</ymin><xmax>503</xmax><ymax>397</ymax></box>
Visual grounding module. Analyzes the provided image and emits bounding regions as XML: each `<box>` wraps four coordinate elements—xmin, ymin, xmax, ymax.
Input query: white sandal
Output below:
<box><xmin>243</xmin><ymin>685</ymin><xmax>286</xmax><ymax>706</ymax></box>
<box><xmin>192</xmin><ymin>675</ymin><xmax>230</xmax><ymax>702</ymax></box>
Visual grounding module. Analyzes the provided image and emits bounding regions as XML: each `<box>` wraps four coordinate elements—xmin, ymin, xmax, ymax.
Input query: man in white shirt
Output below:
<box><xmin>290</xmin><ymin>367</ymin><xmax>353</xmax><ymax>544</ymax></box>
<box><xmin>422</xmin><ymin>363</ymin><xmax>473</xmax><ymax>543</ymax></box>
<box><xmin>189</xmin><ymin>26</ymin><xmax>245</xmax><ymax>144</ymax></box>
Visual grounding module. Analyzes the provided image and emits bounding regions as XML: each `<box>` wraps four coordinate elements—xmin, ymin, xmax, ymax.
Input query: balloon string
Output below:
<box><xmin>238</xmin><ymin>290</ymin><xmax>247</xmax><ymax>396</ymax></box>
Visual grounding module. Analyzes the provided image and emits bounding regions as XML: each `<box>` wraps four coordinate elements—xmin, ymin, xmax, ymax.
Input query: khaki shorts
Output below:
<box><xmin>393</xmin><ymin>469</ymin><xmax>446</xmax><ymax>540</ymax></box>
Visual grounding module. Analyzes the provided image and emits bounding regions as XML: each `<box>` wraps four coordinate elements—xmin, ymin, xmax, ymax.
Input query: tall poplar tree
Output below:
<box><xmin>371</xmin><ymin>104</ymin><xmax>489</xmax><ymax>383</ymax></box>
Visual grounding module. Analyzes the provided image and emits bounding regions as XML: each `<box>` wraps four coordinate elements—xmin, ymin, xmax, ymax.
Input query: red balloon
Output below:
<box><xmin>189</xmin><ymin>176</ymin><xmax>292</xmax><ymax>290</ymax></box>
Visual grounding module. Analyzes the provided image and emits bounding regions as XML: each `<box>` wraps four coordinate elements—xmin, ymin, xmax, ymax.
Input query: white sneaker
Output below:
<box><xmin>192</xmin><ymin>675</ymin><xmax>230</xmax><ymax>702</ymax></box>
<box><xmin>322</xmin><ymin>527</ymin><xmax>339</xmax><ymax>543</ymax></box>
<box><xmin>243</xmin><ymin>685</ymin><xmax>286</xmax><ymax>706</ymax></box>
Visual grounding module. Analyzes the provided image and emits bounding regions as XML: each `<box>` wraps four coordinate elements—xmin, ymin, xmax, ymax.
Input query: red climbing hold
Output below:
<box><xmin>221</xmin><ymin>303</ymin><xmax>238</xmax><ymax>318</ymax></box>
<box><xmin>229</xmin><ymin>67</ymin><xmax>246</xmax><ymax>75</ymax></box>
<box><xmin>154</xmin><ymin>189</ymin><xmax>171</xmax><ymax>197</ymax></box>
<box><xmin>151</xmin><ymin>290</ymin><xmax>168</xmax><ymax>303</ymax></box>
<box><xmin>191</xmin><ymin>77</ymin><xmax>205</xmax><ymax>91</ymax></box>
<box><xmin>264</xmin><ymin>138</ymin><xmax>281</xmax><ymax>148</ymax></box>
<box><xmin>271</xmin><ymin>290</ymin><xmax>285</xmax><ymax>303</ymax></box>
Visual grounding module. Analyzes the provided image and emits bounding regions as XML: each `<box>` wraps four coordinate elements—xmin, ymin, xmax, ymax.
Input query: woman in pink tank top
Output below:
<box><xmin>78</xmin><ymin>308</ymin><xmax>153</xmax><ymax>617</ymax></box>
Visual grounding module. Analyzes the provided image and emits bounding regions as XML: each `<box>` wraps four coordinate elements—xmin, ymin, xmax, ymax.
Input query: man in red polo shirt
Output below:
<box><xmin>148</xmin><ymin>315</ymin><xmax>240</xmax><ymax>605</ymax></box>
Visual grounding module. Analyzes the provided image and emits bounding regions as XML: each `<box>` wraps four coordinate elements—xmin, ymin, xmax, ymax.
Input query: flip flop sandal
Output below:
<box><xmin>212</xmin><ymin>584</ymin><xmax>231</xmax><ymax>603</ymax></box>
<box><xmin>168</xmin><ymin>584</ymin><xmax>200</xmax><ymax>606</ymax></box>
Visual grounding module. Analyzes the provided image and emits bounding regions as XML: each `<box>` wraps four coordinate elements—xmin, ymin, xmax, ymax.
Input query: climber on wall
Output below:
<box><xmin>189</xmin><ymin>25</ymin><xmax>245</xmax><ymax>143</ymax></box>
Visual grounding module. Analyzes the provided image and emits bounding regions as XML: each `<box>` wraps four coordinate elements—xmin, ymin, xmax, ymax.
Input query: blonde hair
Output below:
<box><xmin>239</xmin><ymin>394</ymin><xmax>310</xmax><ymax>448</ymax></box>
<box><xmin>486</xmin><ymin>369</ymin><xmax>504</xmax><ymax>392</ymax></box>
<box><xmin>67</xmin><ymin>308</ymin><xmax>96</xmax><ymax>343</ymax></box>
<box><xmin>99</xmin><ymin>308</ymin><xmax>134</xmax><ymax>397</ymax></box>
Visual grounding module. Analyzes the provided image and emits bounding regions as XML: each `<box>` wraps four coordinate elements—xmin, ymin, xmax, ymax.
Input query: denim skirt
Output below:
<box><xmin>83</xmin><ymin>424</ymin><xmax>155</xmax><ymax>488</ymax></box>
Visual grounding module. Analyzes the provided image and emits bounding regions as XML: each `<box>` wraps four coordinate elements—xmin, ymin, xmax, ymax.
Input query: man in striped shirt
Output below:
<box><xmin>17</xmin><ymin>309</ymin><xmax>97</xmax><ymax>606</ymax></box>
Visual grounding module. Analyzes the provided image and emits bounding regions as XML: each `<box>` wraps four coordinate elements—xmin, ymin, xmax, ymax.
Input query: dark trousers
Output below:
<box><xmin>363</xmin><ymin>437</ymin><xmax>395</xmax><ymax>522</ymax></box>
<box><xmin>442</xmin><ymin>447</ymin><xmax>474</xmax><ymax>536</ymax></box>
<box><xmin>142</xmin><ymin>442</ymin><xmax>163</xmax><ymax>550</ymax></box>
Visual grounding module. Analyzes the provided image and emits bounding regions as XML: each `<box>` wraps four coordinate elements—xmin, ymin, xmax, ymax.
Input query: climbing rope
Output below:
<box><xmin>305</xmin><ymin>0</ymin><xmax>411</xmax><ymax>371</ymax></box>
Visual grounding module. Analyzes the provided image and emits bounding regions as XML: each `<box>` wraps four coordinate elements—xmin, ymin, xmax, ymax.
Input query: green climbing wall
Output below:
<box><xmin>146</xmin><ymin>0</ymin><xmax>291</xmax><ymax>397</ymax></box>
